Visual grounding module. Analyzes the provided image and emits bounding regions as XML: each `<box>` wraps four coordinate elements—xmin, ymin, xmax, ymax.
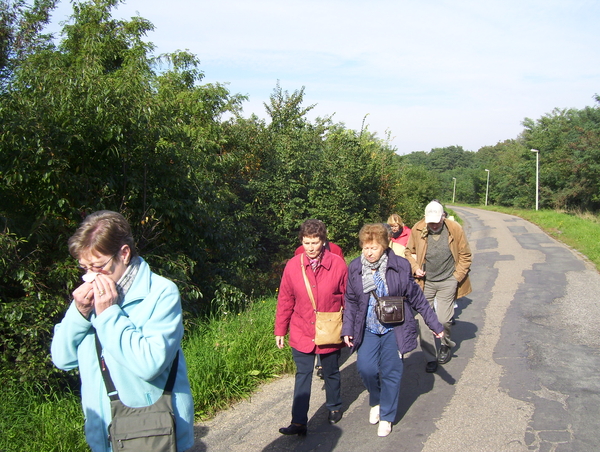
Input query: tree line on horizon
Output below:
<box><xmin>1</xmin><ymin>0</ymin><xmax>598</xmax><ymax>390</ymax></box>
<box><xmin>403</xmin><ymin>97</ymin><xmax>600</xmax><ymax>211</ymax></box>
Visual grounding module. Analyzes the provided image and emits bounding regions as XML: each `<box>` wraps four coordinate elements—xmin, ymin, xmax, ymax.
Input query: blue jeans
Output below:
<box><xmin>291</xmin><ymin>348</ymin><xmax>341</xmax><ymax>425</ymax></box>
<box><xmin>356</xmin><ymin>329</ymin><xmax>404</xmax><ymax>422</ymax></box>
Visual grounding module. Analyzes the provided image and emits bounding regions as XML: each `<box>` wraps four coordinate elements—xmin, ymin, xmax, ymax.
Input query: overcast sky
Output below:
<box><xmin>46</xmin><ymin>0</ymin><xmax>600</xmax><ymax>154</ymax></box>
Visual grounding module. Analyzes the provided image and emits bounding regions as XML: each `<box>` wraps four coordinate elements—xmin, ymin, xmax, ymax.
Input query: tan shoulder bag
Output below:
<box><xmin>301</xmin><ymin>254</ymin><xmax>343</xmax><ymax>345</ymax></box>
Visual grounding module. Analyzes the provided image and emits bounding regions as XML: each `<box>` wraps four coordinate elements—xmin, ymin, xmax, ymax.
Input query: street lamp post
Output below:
<box><xmin>452</xmin><ymin>177</ymin><xmax>456</xmax><ymax>203</ymax></box>
<box><xmin>484</xmin><ymin>169</ymin><xmax>490</xmax><ymax>206</ymax></box>
<box><xmin>531</xmin><ymin>149</ymin><xmax>539</xmax><ymax>211</ymax></box>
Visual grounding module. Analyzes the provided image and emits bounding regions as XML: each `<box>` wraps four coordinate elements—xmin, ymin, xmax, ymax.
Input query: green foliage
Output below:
<box><xmin>209</xmin><ymin>278</ymin><xmax>253</xmax><ymax>318</ymax></box>
<box><xmin>0</xmin><ymin>0</ymin><xmax>58</xmax><ymax>92</ymax></box>
<box><xmin>521</xmin><ymin>101</ymin><xmax>600</xmax><ymax>210</ymax></box>
<box><xmin>391</xmin><ymin>163</ymin><xmax>439</xmax><ymax>227</ymax></box>
<box><xmin>0</xmin><ymin>228</ymin><xmax>76</xmax><ymax>389</ymax></box>
<box><xmin>226</xmin><ymin>84</ymin><xmax>405</xmax><ymax>273</ymax></box>
<box><xmin>184</xmin><ymin>297</ymin><xmax>294</xmax><ymax>419</ymax></box>
<box><xmin>400</xmin><ymin>95</ymin><xmax>600</xmax><ymax>213</ymax></box>
<box><xmin>0</xmin><ymin>0</ymin><xmax>408</xmax><ymax>390</ymax></box>
<box><xmin>0</xmin><ymin>382</ymin><xmax>87</xmax><ymax>452</ymax></box>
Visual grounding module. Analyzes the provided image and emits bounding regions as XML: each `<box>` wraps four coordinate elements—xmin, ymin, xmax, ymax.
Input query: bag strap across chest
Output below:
<box><xmin>300</xmin><ymin>254</ymin><xmax>318</xmax><ymax>312</ymax></box>
<box><xmin>94</xmin><ymin>332</ymin><xmax>179</xmax><ymax>402</ymax></box>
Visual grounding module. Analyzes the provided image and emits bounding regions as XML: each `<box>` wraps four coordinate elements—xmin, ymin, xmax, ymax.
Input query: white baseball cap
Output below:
<box><xmin>424</xmin><ymin>201</ymin><xmax>444</xmax><ymax>224</ymax></box>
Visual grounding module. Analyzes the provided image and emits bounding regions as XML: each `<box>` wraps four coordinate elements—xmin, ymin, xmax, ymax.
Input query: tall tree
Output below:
<box><xmin>0</xmin><ymin>0</ymin><xmax>57</xmax><ymax>91</ymax></box>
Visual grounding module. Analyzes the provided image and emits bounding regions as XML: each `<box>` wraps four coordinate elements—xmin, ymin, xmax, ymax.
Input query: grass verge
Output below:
<box><xmin>184</xmin><ymin>296</ymin><xmax>295</xmax><ymax>419</ymax></box>
<box><xmin>0</xmin><ymin>384</ymin><xmax>88</xmax><ymax>452</ymax></box>
<box><xmin>1</xmin><ymin>296</ymin><xmax>293</xmax><ymax>450</ymax></box>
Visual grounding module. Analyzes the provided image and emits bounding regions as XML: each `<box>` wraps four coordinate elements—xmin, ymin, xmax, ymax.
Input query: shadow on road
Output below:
<box><xmin>192</xmin><ymin>426</ymin><xmax>208</xmax><ymax>451</ymax></box>
<box><xmin>452</xmin><ymin>296</ymin><xmax>477</xmax><ymax>356</ymax></box>
<box><xmin>192</xmin><ymin>296</ymin><xmax>480</xmax><ymax>451</ymax></box>
<box><xmin>260</xmin><ymin>347</ymin><xmax>362</xmax><ymax>451</ymax></box>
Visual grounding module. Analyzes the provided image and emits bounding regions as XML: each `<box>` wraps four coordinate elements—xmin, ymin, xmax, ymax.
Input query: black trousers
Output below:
<box><xmin>290</xmin><ymin>348</ymin><xmax>342</xmax><ymax>424</ymax></box>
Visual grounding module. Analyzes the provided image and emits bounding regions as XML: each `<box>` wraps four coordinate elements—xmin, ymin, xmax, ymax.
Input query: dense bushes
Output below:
<box><xmin>0</xmin><ymin>1</ymin><xmax>434</xmax><ymax>388</ymax></box>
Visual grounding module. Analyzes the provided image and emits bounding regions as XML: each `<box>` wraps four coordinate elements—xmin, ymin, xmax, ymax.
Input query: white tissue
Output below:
<box><xmin>82</xmin><ymin>272</ymin><xmax>96</xmax><ymax>283</ymax></box>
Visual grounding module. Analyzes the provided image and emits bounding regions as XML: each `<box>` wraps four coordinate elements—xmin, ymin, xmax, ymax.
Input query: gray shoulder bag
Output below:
<box><xmin>95</xmin><ymin>333</ymin><xmax>178</xmax><ymax>452</ymax></box>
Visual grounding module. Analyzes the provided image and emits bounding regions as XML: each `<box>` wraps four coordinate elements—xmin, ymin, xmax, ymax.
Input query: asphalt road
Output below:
<box><xmin>189</xmin><ymin>206</ymin><xmax>600</xmax><ymax>452</ymax></box>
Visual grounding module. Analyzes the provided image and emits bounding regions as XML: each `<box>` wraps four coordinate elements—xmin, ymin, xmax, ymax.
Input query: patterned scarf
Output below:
<box><xmin>115</xmin><ymin>256</ymin><xmax>141</xmax><ymax>304</ymax></box>
<box><xmin>361</xmin><ymin>251</ymin><xmax>388</xmax><ymax>294</ymax></box>
<box><xmin>307</xmin><ymin>249</ymin><xmax>324</xmax><ymax>272</ymax></box>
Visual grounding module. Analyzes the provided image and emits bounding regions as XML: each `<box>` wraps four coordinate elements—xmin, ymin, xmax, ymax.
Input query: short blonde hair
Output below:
<box><xmin>387</xmin><ymin>214</ymin><xmax>404</xmax><ymax>227</ymax></box>
<box><xmin>358</xmin><ymin>223</ymin><xmax>389</xmax><ymax>249</ymax></box>
<box><xmin>68</xmin><ymin>211</ymin><xmax>138</xmax><ymax>260</ymax></box>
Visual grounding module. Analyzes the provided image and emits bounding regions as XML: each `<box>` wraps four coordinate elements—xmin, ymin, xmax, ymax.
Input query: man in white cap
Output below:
<box><xmin>404</xmin><ymin>201</ymin><xmax>472</xmax><ymax>373</ymax></box>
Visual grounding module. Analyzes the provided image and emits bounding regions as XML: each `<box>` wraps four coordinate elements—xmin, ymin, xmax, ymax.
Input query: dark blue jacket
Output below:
<box><xmin>342</xmin><ymin>249</ymin><xmax>443</xmax><ymax>355</ymax></box>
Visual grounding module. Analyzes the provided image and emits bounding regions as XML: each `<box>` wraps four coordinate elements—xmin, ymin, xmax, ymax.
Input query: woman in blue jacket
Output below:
<box><xmin>51</xmin><ymin>211</ymin><xmax>194</xmax><ymax>452</ymax></box>
<box><xmin>342</xmin><ymin>223</ymin><xmax>443</xmax><ymax>437</ymax></box>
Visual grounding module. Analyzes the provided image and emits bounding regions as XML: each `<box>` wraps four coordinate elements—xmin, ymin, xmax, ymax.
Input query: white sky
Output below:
<box><xmin>46</xmin><ymin>0</ymin><xmax>600</xmax><ymax>154</ymax></box>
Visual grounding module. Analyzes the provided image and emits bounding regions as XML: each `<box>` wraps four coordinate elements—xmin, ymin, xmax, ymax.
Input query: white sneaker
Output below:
<box><xmin>369</xmin><ymin>405</ymin><xmax>380</xmax><ymax>424</ymax></box>
<box><xmin>378</xmin><ymin>420</ymin><xmax>392</xmax><ymax>437</ymax></box>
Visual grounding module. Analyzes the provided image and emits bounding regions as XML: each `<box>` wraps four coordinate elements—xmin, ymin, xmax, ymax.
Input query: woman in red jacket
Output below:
<box><xmin>387</xmin><ymin>214</ymin><xmax>411</xmax><ymax>250</ymax></box>
<box><xmin>275</xmin><ymin>219</ymin><xmax>348</xmax><ymax>436</ymax></box>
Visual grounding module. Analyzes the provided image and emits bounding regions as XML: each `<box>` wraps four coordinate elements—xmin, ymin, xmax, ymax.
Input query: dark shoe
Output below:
<box><xmin>316</xmin><ymin>366</ymin><xmax>323</xmax><ymax>379</ymax></box>
<box><xmin>450</xmin><ymin>317</ymin><xmax>456</xmax><ymax>325</ymax></box>
<box><xmin>328</xmin><ymin>410</ymin><xmax>342</xmax><ymax>424</ymax></box>
<box><xmin>438</xmin><ymin>345</ymin><xmax>451</xmax><ymax>364</ymax></box>
<box><xmin>279</xmin><ymin>423</ymin><xmax>307</xmax><ymax>436</ymax></box>
<box><xmin>425</xmin><ymin>361</ymin><xmax>438</xmax><ymax>373</ymax></box>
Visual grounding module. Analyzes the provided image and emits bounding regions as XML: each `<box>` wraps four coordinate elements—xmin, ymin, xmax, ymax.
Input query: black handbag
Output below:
<box><xmin>371</xmin><ymin>291</ymin><xmax>405</xmax><ymax>324</ymax></box>
<box><xmin>95</xmin><ymin>334</ymin><xmax>179</xmax><ymax>452</ymax></box>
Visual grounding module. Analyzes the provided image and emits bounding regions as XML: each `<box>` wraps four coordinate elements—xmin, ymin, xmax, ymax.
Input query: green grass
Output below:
<box><xmin>462</xmin><ymin>205</ymin><xmax>600</xmax><ymax>271</ymax></box>
<box><xmin>6</xmin><ymin>209</ymin><xmax>598</xmax><ymax>450</ymax></box>
<box><xmin>0</xmin><ymin>384</ymin><xmax>88</xmax><ymax>452</ymax></box>
<box><xmin>1</xmin><ymin>296</ymin><xmax>293</xmax><ymax>450</ymax></box>
<box><xmin>184</xmin><ymin>296</ymin><xmax>295</xmax><ymax>419</ymax></box>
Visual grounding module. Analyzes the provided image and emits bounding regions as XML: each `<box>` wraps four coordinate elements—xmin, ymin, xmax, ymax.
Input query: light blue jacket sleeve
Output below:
<box><xmin>51</xmin><ymin>301</ymin><xmax>93</xmax><ymax>370</ymax></box>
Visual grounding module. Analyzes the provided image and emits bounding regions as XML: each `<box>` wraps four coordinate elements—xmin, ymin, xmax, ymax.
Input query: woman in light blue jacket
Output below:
<box><xmin>51</xmin><ymin>211</ymin><xmax>194</xmax><ymax>452</ymax></box>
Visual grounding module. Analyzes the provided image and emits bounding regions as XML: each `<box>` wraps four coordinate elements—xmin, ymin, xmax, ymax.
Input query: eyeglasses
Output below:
<box><xmin>79</xmin><ymin>252</ymin><xmax>118</xmax><ymax>273</ymax></box>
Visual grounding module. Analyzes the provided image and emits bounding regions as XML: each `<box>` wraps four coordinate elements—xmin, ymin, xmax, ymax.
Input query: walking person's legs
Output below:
<box><xmin>356</xmin><ymin>330</ymin><xmax>382</xmax><ymax>408</ymax></box>
<box><xmin>377</xmin><ymin>331</ymin><xmax>403</xmax><ymax>423</ymax></box>
<box><xmin>418</xmin><ymin>281</ymin><xmax>438</xmax><ymax>368</ymax></box>
<box><xmin>290</xmin><ymin>348</ymin><xmax>314</xmax><ymax>425</ymax></box>
<box><xmin>434</xmin><ymin>277</ymin><xmax>458</xmax><ymax>364</ymax></box>
<box><xmin>320</xmin><ymin>349</ymin><xmax>342</xmax><ymax>423</ymax></box>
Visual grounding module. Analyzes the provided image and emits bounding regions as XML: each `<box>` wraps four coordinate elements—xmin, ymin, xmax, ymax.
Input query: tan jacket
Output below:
<box><xmin>404</xmin><ymin>218</ymin><xmax>472</xmax><ymax>299</ymax></box>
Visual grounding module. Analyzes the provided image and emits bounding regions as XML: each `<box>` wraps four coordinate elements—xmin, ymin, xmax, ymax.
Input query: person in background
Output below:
<box><xmin>404</xmin><ymin>201</ymin><xmax>472</xmax><ymax>373</ymax></box>
<box><xmin>342</xmin><ymin>223</ymin><xmax>443</xmax><ymax>437</ymax></box>
<box><xmin>51</xmin><ymin>210</ymin><xmax>194</xmax><ymax>452</ymax></box>
<box><xmin>387</xmin><ymin>214</ymin><xmax>411</xmax><ymax>256</ymax></box>
<box><xmin>275</xmin><ymin>219</ymin><xmax>348</xmax><ymax>436</ymax></box>
<box><xmin>383</xmin><ymin>223</ymin><xmax>404</xmax><ymax>257</ymax></box>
